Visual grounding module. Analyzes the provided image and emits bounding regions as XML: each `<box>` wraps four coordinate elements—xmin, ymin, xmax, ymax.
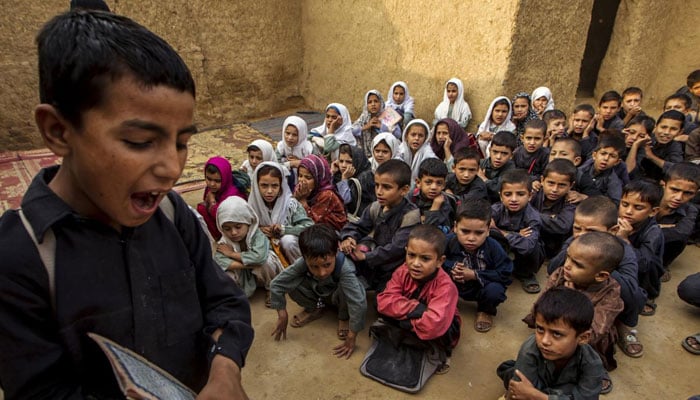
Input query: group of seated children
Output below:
<box><xmin>195</xmin><ymin>72</ymin><xmax>700</xmax><ymax>396</ymax></box>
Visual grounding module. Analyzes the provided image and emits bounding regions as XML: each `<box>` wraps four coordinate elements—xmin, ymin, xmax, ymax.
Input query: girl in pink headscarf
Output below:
<box><xmin>196</xmin><ymin>156</ymin><xmax>245</xmax><ymax>240</ymax></box>
<box><xmin>293</xmin><ymin>154</ymin><xmax>347</xmax><ymax>231</ymax></box>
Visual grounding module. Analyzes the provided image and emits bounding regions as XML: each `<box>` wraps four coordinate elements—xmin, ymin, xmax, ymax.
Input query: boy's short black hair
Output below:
<box><xmin>664</xmin><ymin>162</ymin><xmax>700</xmax><ymax>188</ymax></box>
<box><xmin>299</xmin><ymin>224</ymin><xmax>339</xmax><ymax>259</ymax></box>
<box><xmin>533</xmin><ymin>287</ymin><xmax>594</xmax><ymax>335</ymax></box>
<box><xmin>621</xmin><ymin>87</ymin><xmax>643</xmax><ymax>98</ymax></box>
<box><xmin>408</xmin><ymin>224</ymin><xmax>447</xmax><ymax>257</ymax></box>
<box><xmin>665</xmin><ymin>93</ymin><xmax>692</xmax><ymax>110</ymax></box>
<box><xmin>37</xmin><ymin>11</ymin><xmax>196</xmax><ymax>130</ymax></box>
<box><xmin>491</xmin><ymin>131</ymin><xmax>517</xmax><ymax>152</ymax></box>
<box><xmin>418</xmin><ymin>158</ymin><xmax>448</xmax><ymax>179</ymax></box>
<box><xmin>70</xmin><ymin>0</ymin><xmax>111</xmax><ymax>11</ymax></box>
<box><xmin>456</xmin><ymin>198</ymin><xmax>491</xmax><ymax>224</ymax></box>
<box><xmin>687</xmin><ymin>69</ymin><xmax>700</xmax><ymax>88</ymax></box>
<box><xmin>542</xmin><ymin>109</ymin><xmax>567</xmax><ymax>124</ymax></box>
<box><xmin>523</xmin><ymin>119</ymin><xmax>547</xmax><ymax>135</ymax></box>
<box><xmin>573</xmin><ymin>103</ymin><xmax>595</xmax><ymax>117</ymax></box>
<box><xmin>622</xmin><ymin>179</ymin><xmax>663</xmax><ymax>208</ymax></box>
<box><xmin>657</xmin><ymin>110</ymin><xmax>686</xmax><ymax>130</ymax></box>
<box><xmin>376</xmin><ymin>159</ymin><xmax>412</xmax><ymax>188</ymax></box>
<box><xmin>453</xmin><ymin>147</ymin><xmax>481</xmax><ymax>164</ymax></box>
<box><xmin>594</xmin><ymin>133</ymin><xmax>626</xmax><ymax>156</ymax></box>
<box><xmin>543</xmin><ymin>159</ymin><xmax>576</xmax><ymax>183</ymax></box>
<box><xmin>625</xmin><ymin>115</ymin><xmax>655</xmax><ymax>133</ymax></box>
<box><xmin>500</xmin><ymin>168</ymin><xmax>531</xmax><ymax>192</ymax></box>
<box><xmin>552</xmin><ymin>137</ymin><xmax>582</xmax><ymax>157</ymax></box>
<box><xmin>573</xmin><ymin>231</ymin><xmax>624</xmax><ymax>273</ymax></box>
<box><xmin>599</xmin><ymin>90</ymin><xmax>622</xmax><ymax>105</ymax></box>
<box><xmin>575</xmin><ymin>196</ymin><xmax>618</xmax><ymax>229</ymax></box>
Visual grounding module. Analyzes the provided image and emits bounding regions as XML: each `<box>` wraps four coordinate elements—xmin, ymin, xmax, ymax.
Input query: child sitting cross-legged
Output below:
<box><xmin>409</xmin><ymin>158</ymin><xmax>456</xmax><ymax>233</ymax></box>
<box><xmin>444</xmin><ymin>199</ymin><xmax>513</xmax><ymax>333</ymax></box>
<box><xmin>497</xmin><ymin>287</ymin><xmax>604</xmax><ymax>399</ymax></box>
<box><xmin>527</xmin><ymin>232</ymin><xmax>624</xmax><ymax>394</ymax></box>
<box><xmin>270</xmin><ymin>224</ymin><xmax>367</xmax><ymax>359</ymax></box>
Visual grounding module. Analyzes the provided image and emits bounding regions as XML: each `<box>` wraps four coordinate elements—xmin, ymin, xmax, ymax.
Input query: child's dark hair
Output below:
<box><xmin>552</xmin><ymin>137</ymin><xmax>582</xmax><ymax>156</ymax></box>
<box><xmin>491</xmin><ymin>131</ymin><xmax>517</xmax><ymax>152</ymax></box>
<box><xmin>376</xmin><ymin>159</ymin><xmax>412</xmax><ymax>188</ymax></box>
<box><xmin>533</xmin><ymin>287</ymin><xmax>594</xmax><ymax>335</ymax></box>
<box><xmin>247</xmin><ymin>145</ymin><xmax>261</xmax><ymax>153</ymax></box>
<box><xmin>664</xmin><ymin>162</ymin><xmax>700</xmax><ymax>188</ymax></box>
<box><xmin>687</xmin><ymin>69</ymin><xmax>700</xmax><ymax>88</ymax></box>
<box><xmin>500</xmin><ymin>168</ymin><xmax>531</xmax><ymax>192</ymax></box>
<box><xmin>594</xmin><ymin>133</ymin><xmax>625</xmax><ymax>156</ymax></box>
<box><xmin>575</xmin><ymin>196</ymin><xmax>618</xmax><ymax>229</ymax></box>
<box><xmin>622</xmin><ymin>179</ymin><xmax>663</xmax><ymax>208</ymax></box>
<box><xmin>339</xmin><ymin>143</ymin><xmax>354</xmax><ymax>159</ymax></box>
<box><xmin>573</xmin><ymin>231</ymin><xmax>624</xmax><ymax>273</ymax></box>
<box><xmin>657</xmin><ymin>110</ymin><xmax>686</xmax><ymax>130</ymax></box>
<box><xmin>37</xmin><ymin>11</ymin><xmax>195</xmax><ymax>130</ymax></box>
<box><xmin>205</xmin><ymin>164</ymin><xmax>221</xmax><ymax>175</ymax></box>
<box><xmin>453</xmin><ymin>147</ymin><xmax>481</xmax><ymax>164</ymax></box>
<box><xmin>408</xmin><ymin>224</ymin><xmax>447</xmax><ymax>258</ymax></box>
<box><xmin>543</xmin><ymin>159</ymin><xmax>576</xmax><ymax>183</ymax></box>
<box><xmin>257</xmin><ymin>164</ymin><xmax>283</xmax><ymax>183</ymax></box>
<box><xmin>573</xmin><ymin>103</ymin><xmax>595</xmax><ymax>117</ymax></box>
<box><xmin>70</xmin><ymin>0</ymin><xmax>111</xmax><ymax>11</ymax></box>
<box><xmin>492</xmin><ymin>98</ymin><xmax>511</xmax><ymax>112</ymax></box>
<box><xmin>599</xmin><ymin>90</ymin><xmax>622</xmax><ymax>106</ymax></box>
<box><xmin>625</xmin><ymin>115</ymin><xmax>655</xmax><ymax>133</ymax></box>
<box><xmin>456</xmin><ymin>198</ymin><xmax>491</xmax><ymax>224</ymax></box>
<box><xmin>523</xmin><ymin>119</ymin><xmax>547</xmax><ymax>135</ymax></box>
<box><xmin>621</xmin><ymin>87</ymin><xmax>643</xmax><ymax>98</ymax></box>
<box><xmin>418</xmin><ymin>158</ymin><xmax>448</xmax><ymax>179</ymax></box>
<box><xmin>542</xmin><ymin>109</ymin><xmax>567</xmax><ymax>124</ymax></box>
<box><xmin>299</xmin><ymin>224</ymin><xmax>339</xmax><ymax>259</ymax></box>
<box><xmin>665</xmin><ymin>93</ymin><xmax>692</xmax><ymax>110</ymax></box>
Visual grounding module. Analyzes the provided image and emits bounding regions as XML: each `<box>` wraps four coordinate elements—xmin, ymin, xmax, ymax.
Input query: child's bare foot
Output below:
<box><xmin>682</xmin><ymin>333</ymin><xmax>700</xmax><ymax>355</ymax></box>
<box><xmin>337</xmin><ymin>319</ymin><xmax>350</xmax><ymax>340</ymax></box>
<box><xmin>435</xmin><ymin>358</ymin><xmax>451</xmax><ymax>375</ymax></box>
<box><xmin>290</xmin><ymin>308</ymin><xmax>324</xmax><ymax>328</ymax></box>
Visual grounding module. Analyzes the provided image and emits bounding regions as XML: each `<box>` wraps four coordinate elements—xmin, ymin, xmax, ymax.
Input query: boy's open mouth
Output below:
<box><xmin>131</xmin><ymin>191</ymin><xmax>163</xmax><ymax>213</ymax></box>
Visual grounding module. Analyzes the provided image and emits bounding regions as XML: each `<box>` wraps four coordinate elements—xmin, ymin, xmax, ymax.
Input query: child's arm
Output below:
<box><xmin>473</xmin><ymin>239</ymin><xmax>514</xmax><ymax>285</ymax></box>
<box><xmin>364</xmin><ymin>210</ymin><xmax>421</xmax><ymax>273</ymax></box>
<box><xmin>281</xmin><ymin>200</ymin><xmax>314</xmax><ymax>237</ymax></box>
<box><xmin>629</xmin><ymin>225</ymin><xmax>665</xmax><ymax>277</ymax></box>
<box><xmin>215</xmin><ymin>244</ymin><xmax>246</xmax><ymax>270</ymax></box>
<box><xmin>661</xmin><ymin>205</ymin><xmax>698</xmax><ymax>243</ymax></box>
<box><xmin>269</xmin><ymin>259</ymin><xmax>307</xmax><ymax>340</ymax></box>
<box><xmin>538</xmin><ymin>203</ymin><xmax>576</xmax><ymax>236</ymax></box>
<box><xmin>377</xmin><ymin>266</ymin><xmax>422</xmax><ymax>318</ymax></box>
<box><xmin>588</xmin><ymin>283</ymin><xmax>624</xmax><ymax>347</ymax></box>
<box><xmin>305</xmin><ymin>191</ymin><xmax>347</xmax><ymax>231</ymax></box>
<box><xmin>238</xmin><ymin>230</ymin><xmax>272</xmax><ymax>266</ymax></box>
<box><xmin>504</xmin><ymin>215</ymin><xmax>542</xmax><ymax>255</ymax></box>
<box><xmin>333</xmin><ymin>261</ymin><xmax>368</xmax><ymax>359</ymax></box>
<box><xmin>423</xmin><ymin>194</ymin><xmax>453</xmax><ymax>232</ymax></box>
<box><xmin>642</xmin><ymin>142</ymin><xmax>666</xmax><ymax>168</ymax></box>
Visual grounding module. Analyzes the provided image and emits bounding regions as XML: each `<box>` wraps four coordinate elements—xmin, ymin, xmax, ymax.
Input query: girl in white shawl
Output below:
<box><xmin>352</xmin><ymin>89</ymin><xmax>402</xmax><ymax>158</ymax></box>
<box><xmin>476</xmin><ymin>96</ymin><xmax>516</xmax><ymax>158</ymax></box>
<box><xmin>397</xmin><ymin>119</ymin><xmax>437</xmax><ymax>187</ymax></box>
<box><xmin>276</xmin><ymin>116</ymin><xmax>314</xmax><ymax>172</ymax></box>
<box><xmin>240</xmin><ymin>139</ymin><xmax>276</xmax><ymax>181</ymax></box>
<box><xmin>433</xmin><ymin>77</ymin><xmax>472</xmax><ymax>130</ymax></box>
<box><xmin>369</xmin><ymin>132</ymin><xmax>400</xmax><ymax>172</ymax></box>
<box><xmin>531</xmin><ymin>86</ymin><xmax>555</xmax><ymax>118</ymax></box>
<box><xmin>385</xmin><ymin>81</ymin><xmax>415</xmax><ymax>129</ymax></box>
<box><xmin>248</xmin><ymin>162</ymin><xmax>314</xmax><ymax>263</ymax></box>
<box><xmin>215</xmin><ymin>196</ymin><xmax>283</xmax><ymax>304</ymax></box>
<box><xmin>310</xmin><ymin>103</ymin><xmax>356</xmax><ymax>160</ymax></box>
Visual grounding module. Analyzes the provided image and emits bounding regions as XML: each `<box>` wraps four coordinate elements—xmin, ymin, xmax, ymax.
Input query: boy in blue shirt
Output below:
<box><xmin>445</xmin><ymin>147</ymin><xmax>488</xmax><ymax>206</ymax></box>
<box><xmin>410</xmin><ymin>158</ymin><xmax>456</xmax><ymax>233</ymax></box>
<box><xmin>578</xmin><ymin>134</ymin><xmax>626</xmax><ymax>205</ymax></box>
<box><xmin>479</xmin><ymin>131</ymin><xmax>517</xmax><ymax>203</ymax></box>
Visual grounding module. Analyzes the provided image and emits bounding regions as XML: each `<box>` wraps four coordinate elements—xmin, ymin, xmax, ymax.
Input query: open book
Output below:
<box><xmin>380</xmin><ymin>107</ymin><xmax>402</xmax><ymax>129</ymax></box>
<box><xmin>88</xmin><ymin>332</ymin><xmax>197</xmax><ymax>400</ymax></box>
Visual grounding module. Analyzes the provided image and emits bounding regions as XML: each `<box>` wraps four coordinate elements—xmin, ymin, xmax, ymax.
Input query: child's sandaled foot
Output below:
<box><xmin>601</xmin><ymin>372</ymin><xmax>613</xmax><ymax>395</ymax></box>
<box><xmin>520</xmin><ymin>276</ymin><xmax>541</xmax><ymax>294</ymax></box>
<box><xmin>474</xmin><ymin>312</ymin><xmax>493</xmax><ymax>333</ymax></box>
<box><xmin>682</xmin><ymin>333</ymin><xmax>700</xmax><ymax>355</ymax></box>
<box><xmin>337</xmin><ymin>319</ymin><xmax>350</xmax><ymax>340</ymax></box>
<box><xmin>435</xmin><ymin>358</ymin><xmax>451</xmax><ymax>375</ymax></box>
<box><xmin>290</xmin><ymin>307</ymin><xmax>324</xmax><ymax>328</ymax></box>
<box><xmin>617</xmin><ymin>329</ymin><xmax>644</xmax><ymax>358</ymax></box>
<box><xmin>660</xmin><ymin>269</ymin><xmax>671</xmax><ymax>282</ymax></box>
<box><xmin>640</xmin><ymin>300</ymin><xmax>657</xmax><ymax>316</ymax></box>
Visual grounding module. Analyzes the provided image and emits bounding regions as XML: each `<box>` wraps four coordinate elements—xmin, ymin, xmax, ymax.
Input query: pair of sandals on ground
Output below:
<box><xmin>289</xmin><ymin>307</ymin><xmax>350</xmax><ymax>340</ymax></box>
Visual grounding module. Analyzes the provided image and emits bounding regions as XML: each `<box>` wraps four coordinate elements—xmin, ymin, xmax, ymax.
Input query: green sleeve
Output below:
<box><xmin>283</xmin><ymin>200</ymin><xmax>314</xmax><ymax>236</ymax></box>
<box><xmin>240</xmin><ymin>230</ymin><xmax>270</xmax><ymax>266</ymax></box>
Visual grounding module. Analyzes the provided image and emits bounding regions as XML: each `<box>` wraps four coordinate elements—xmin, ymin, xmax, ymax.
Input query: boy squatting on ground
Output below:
<box><xmin>0</xmin><ymin>10</ymin><xmax>253</xmax><ymax>399</ymax></box>
<box><xmin>497</xmin><ymin>287</ymin><xmax>604</xmax><ymax>400</ymax></box>
<box><xmin>529</xmin><ymin>232</ymin><xmax>624</xmax><ymax>394</ymax></box>
<box><xmin>409</xmin><ymin>158</ymin><xmax>456</xmax><ymax>234</ymax></box>
<box><xmin>270</xmin><ymin>224</ymin><xmax>367</xmax><ymax>359</ymax></box>
<box><xmin>443</xmin><ymin>199</ymin><xmax>513</xmax><ymax>333</ymax></box>
<box><xmin>339</xmin><ymin>159</ymin><xmax>421</xmax><ymax>291</ymax></box>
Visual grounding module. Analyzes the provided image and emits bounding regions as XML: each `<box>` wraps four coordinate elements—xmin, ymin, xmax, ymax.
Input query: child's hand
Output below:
<box><xmin>332</xmin><ymin>332</ymin><xmax>356</xmax><ymax>359</ymax></box>
<box><xmin>339</xmin><ymin>238</ymin><xmax>356</xmax><ymax>253</ymax></box>
<box><xmin>206</xmin><ymin>191</ymin><xmax>217</xmax><ymax>206</ymax></box>
<box><xmin>519</xmin><ymin>227</ymin><xmax>533</xmax><ymax>237</ymax></box>
<box><xmin>508</xmin><ymin>369</ymin><xmax>543</xmax><ymax>400</ymax></box>
<box><xmin>260</xmin><ymin>225</ymin><xmax>274</xmax><ymax>238</ymax></box>
<box><xmin>328</xmin><ymin>116</ymin><xmax>343</xmax><ymax>133</ymax></box>
<box><xmin>216</xmin><ymin>243</ymin><xmax>237</xmax><ymax>258</ymax></box>
<box><xmin>443</xmin><ymin>135</ymin><xmax>452</xmax><ymax>152</ymax></box>
<box><xmin>330</xmin><ymin>160</ymin><xmax>340</xmax><ymax>174</ymax></box>
<box><xmin>445</xmin><ymin>188</ymin><xmax>454</xmax><ymax>195</ymax></box>
<box><xmin>341</xmin><ymin>164</ymin><xmax>355</xmax><ymax>180</ymax></box>
<box><xmin>294</xmin><ymin>181</ymin><xmax>311</xmax><ymax>200</ymax></box>
<box><xmin>430</xmin><ymin>194</ymin><xmax>445</xmax><ymax>210</ymax></box>
<box><xmin>594</xmin><ymin>113</ymin><xmax>605</xmax><ymax>132</ymax></box>
<box><xmin>478</xmin><ymin>131</ymin><xmax>493</xmax><ymax>142</ymax></box>
<box><xmin>632</xmin><ymin>136</ymin><xmax>651</xmax><ymax>149</ymax></box>
<box><xmin>350</xmin><ymin>247</ymin><xmax>367</xmax><ymax>261</ymax></box>
<box><xmin>271</xmin><ymin>309</ymin><xmax>288</xmax><ymax>341</ymax></box>
<box><xmin>369</xmin><ymin>117</ymin><xmax>382</xmax><ymax>129</ymax></box>
<box><xmin>629</xmin><ymin>105</ymin><xmax>642</xmax><ymax>117</ymax></box>
<box><xmin>451</xmin><ymin>263</ymin><xmax>475</xmax><ymax>283</ymax></box>
<box><xmin>566</xmin><ymin>190</ymin><xmax>587</xmax><ymax>204</ymax></box>
<box><xmin>617</xmin><ymin>218</ymin><xmax>634</xmax><ymax>239</ymax></box>
<box><xmin>584</xmin><ymin>117</ymin><xmax>596</xmax><ymax>138</ymax></box>
<box><xmin>271</xmin><ymin>224</ymin><xmax>282</xmax><ymax>236</ymax></box>
<box><xmin>477</xmin><ymin>167</ymin><xmax>487</xmax><ymax>181</ymax></box>
<box><xmin>531</xmin><ymin>180</ymin><xmax>542</xmax><ymax>192</ymax></box>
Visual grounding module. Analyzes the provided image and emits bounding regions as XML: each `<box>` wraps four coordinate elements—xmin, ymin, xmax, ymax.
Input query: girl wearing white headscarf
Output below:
<box><xmin>240</xmin><ymin>139</ymin><xmax>276</xmax><ymax>182</ymax></box>
<box><xmin>369</xmin><ymin>132</ymin><xmax>400</xmax><ymax>172</ymax></box>
<box><xmin>310</xmin><ymin>103</ymin><xmax>356</xmax><ymax>160</ymax></box>
<box><xmin>433</xmin><ymin>77</ymin><xmax>472</xmax><ymax>130</ymax></box>
<box><xmin>397</xmin><ymin>119</ymin><xmax>438</xmax><ymax>186</ymax></box>
<box><xmin>248</xmin><ymin>162</ymin><xmax>314</xmax><ymax>263</ymax></box>
<box><xmin>276</xmin><ymin>116</ymin><xmax>314</xmax><ymax>172</ymax></box>
<box><xmin>385</xmin><ymin>81</ymin><xmax>415</xmax><ymax>129</ymax></box>
<box><xmin>476</xmin><ymin>96</ymin><xmax>516</xmax><ymax>158</ymax></box>
<box><xmin>215</xmin><ymin>196</ymin><xmax>283</xmax><ymax>302</ymax></box>
<box><xmin>531</xmin><ymin>86</ymin><xmax>555</xmax><ymax>118</ymax></box>
<box><xmin>352</xmin><ymin>90</ymin><xmax>402</xmax><ymax>158</ymax></box>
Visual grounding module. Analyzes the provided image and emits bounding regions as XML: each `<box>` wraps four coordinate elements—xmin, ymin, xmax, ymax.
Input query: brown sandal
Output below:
<box><xmin>474</xmin><ymin>312</ymin><xmax>493</xmax><ymax>333</ymax></box>
<box><xmin>290</xmin><ymin>308</ymin><xmax>324</xmax><ymax>328</ymax></box>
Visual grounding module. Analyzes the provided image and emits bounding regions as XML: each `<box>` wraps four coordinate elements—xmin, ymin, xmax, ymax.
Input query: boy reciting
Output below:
<box><xmin>0</xmin><ymin>11</ymin><xmax>253</xmax><ymax>399</ymax></box>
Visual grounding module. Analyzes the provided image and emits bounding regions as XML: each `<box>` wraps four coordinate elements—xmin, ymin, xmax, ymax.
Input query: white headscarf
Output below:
<box><xmin>386</xmin><ymin>81</ymin><xmax>415</xmax><ymax>115</ymax></box>
<box><xmin>241</xmin><ymin>139</ymin><xmax>276</xmax><ymax>180</ymax></box>
<box><xmin>434</xmin><ymin>77</ymin><xmax>472</xmax><ymax>127</ymax></box>
<box><xmin>311</xmin><ymin>103</ymin><xmax>356</xmax><ymax>146</ymax></box>
<box><xmin>478</xmin><ymin>96</ymin><xmax>516</xmax><ymax>134</ymax></box>
<box><xmin>369</xmin><ymin>132</ymin><xmax>400</xmax><ymax>172</ymax></box>
<box><xmin>216</xmin><ymin>196</ymin><xmax>259</xmax><ymax>251</ymax></box>
<box><xmin>398</xmin><ymin>119</ymin><xmax>437</xmax><ymax>183</ymax></box>
<box><xmin>277</xmin><ymin>116</ymin><xmax>313</xmax><ymax>160</ymax></box>
<box><xmin>248</xmin><ymin>161</ymin><xmax>291</xmax><ymax>227</ymax></box>
<box><xmin>531</xmin><ymin>87</ymin><xmax>555</xmax><ymax>112</ymax></box>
